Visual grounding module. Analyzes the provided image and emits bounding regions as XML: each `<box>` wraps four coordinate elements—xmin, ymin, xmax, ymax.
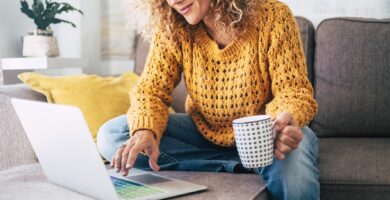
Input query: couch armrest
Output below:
<box><xmin>0</xmin><ymin>84</ymin><xmax>46</xmax><ymax>170</ymax></box>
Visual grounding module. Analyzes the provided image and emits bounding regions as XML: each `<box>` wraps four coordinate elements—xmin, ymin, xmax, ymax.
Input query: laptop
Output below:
<box><xmin>11</xmin><ymin>98</ymin><xmax>207</xmax><ymax>200</ymax></box>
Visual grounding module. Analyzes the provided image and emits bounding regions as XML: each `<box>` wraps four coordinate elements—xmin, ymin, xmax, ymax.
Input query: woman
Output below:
<box><xmin>97</xmin><ymin>0</ymin><xmax>320</xmax><ymax>199</ymax></box>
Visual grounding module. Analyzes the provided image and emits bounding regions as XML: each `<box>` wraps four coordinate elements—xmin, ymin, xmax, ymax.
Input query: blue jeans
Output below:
<box><xmin>97</xmin><ymin>113</ymin><xmax>320</xmax><ymax>200</ymax></box>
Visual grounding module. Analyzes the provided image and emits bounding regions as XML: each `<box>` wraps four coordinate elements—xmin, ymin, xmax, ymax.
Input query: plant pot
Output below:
<box><xmin>22</xmin><ymin>29</ymin><xmax>59</xmax><ymax>57</ymax></box>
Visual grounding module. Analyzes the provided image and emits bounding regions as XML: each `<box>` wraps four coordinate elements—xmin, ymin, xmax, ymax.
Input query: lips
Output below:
<box><xmin>179</xmin><ymin>3</ymin><xmax>193</xmax><ymax>14</ymax></box>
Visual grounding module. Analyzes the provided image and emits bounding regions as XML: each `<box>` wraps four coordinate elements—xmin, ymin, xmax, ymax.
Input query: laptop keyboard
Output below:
<box><xmin>111</xmin><ymin>176</ymin><xmax>164</xmax><ymax>199</ymax></box>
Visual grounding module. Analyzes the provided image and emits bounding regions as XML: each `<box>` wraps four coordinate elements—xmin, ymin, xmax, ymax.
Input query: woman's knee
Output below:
<box><xmin>259</xmin><ymin>127</ymin><xmax>320</xmax><ymax>200</ymax></box>
<box><xmin>96</xmin><ymin>114</ymin><xmax>129</xmax><ymax>161</ymax></box>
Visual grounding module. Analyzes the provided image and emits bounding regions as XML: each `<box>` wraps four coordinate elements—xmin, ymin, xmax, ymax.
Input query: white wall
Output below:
<box><xmin>1</xmin><ymin>0</ymin><xmax>389</xmax><ymax>82</ymax></box>
<box><xmin>99</xmin><ymin>0</ymin><xmax>135</xmax><ymax>76</ymax></box>
<box><xmin>75</xmin><ymin>0</ymin><xmax>135</xmax><ymax>76</ymax></box>
<box><xmin>85</xmin><ymin>0</ymin><xmax>390</xmax><ymax>75</ymax></box>
<box><xmin>281</xmin><ymin>0</ymin><xmax>390</xmax><ymax>27</ymax></box>
<box><xmin>0</xmin><ymin>1</ymin><xmax>34</xmax><ymax>58</ymax></box>
<box><xmin>0</xmin><ymin>0</ymin><xmax>83</xmax><ymax>84</ymax></box>
<box><xmin>79</xmin><ymin>0</ymin><xmax>101</xmax><ymax>75</ymax></box>
<box><xmin>52</xmin><ymin>0</ymin><xmax>82</xmax><ymax>57</ymax></box>
<box><xmin>0</xmin><ymin>0</ymin><xmax>82</xmax><ymax>58</ymax></box>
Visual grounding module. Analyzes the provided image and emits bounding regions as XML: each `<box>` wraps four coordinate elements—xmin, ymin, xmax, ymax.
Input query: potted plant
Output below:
<box><xmin>20</xmin><ymin>0</ymin><xmax>83</xmax><ymax>57</ymax></box>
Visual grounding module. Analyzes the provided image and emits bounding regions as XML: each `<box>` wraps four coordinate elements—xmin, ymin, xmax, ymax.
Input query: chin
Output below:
<box><xmin>184</xmin><ymin>16</ymin><xmax>202</xmax><ymax>25</ymax></box>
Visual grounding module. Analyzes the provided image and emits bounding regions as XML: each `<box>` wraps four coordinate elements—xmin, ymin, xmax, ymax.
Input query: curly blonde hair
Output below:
<box><xmin>127</xmin><ymin>0</ymin><xmax>263</xmax><ymax>42</ymax></box>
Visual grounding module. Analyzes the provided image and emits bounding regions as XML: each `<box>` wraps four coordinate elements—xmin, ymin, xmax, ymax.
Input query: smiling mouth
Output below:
<box><xmin>179</xmin><ymin>3</ymin><xmax>193</xmax><ymax>14</ymax></box>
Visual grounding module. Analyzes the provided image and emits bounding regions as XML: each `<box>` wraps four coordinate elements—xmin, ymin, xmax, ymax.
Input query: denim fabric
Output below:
<box><xmin>97</xmin><ymin>113</ymin><xmax>320</xmax><ymax>200</ymax></box>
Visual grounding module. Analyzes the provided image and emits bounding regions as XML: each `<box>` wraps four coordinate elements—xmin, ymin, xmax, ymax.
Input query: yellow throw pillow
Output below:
<box><xmin>18</xmin><ymin>72</ymin><xmax>175</xmax><ymax>142</ymax></box>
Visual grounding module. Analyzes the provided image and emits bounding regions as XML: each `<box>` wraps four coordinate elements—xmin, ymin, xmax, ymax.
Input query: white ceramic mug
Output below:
<box><xmin>232</xmin><ymin>115</ymin><xmax>274</xmax><ymax>168</ymax></box>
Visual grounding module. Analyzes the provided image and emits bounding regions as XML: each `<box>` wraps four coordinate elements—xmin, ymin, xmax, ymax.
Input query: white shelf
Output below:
<box><xmin>1</xmin><ymin>57</ymin><xmax>87</xmax><ymax>70</ymax></box>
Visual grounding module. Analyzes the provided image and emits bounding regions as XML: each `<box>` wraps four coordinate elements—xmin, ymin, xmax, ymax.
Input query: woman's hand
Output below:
<box><xmin>110</xmin><ymin>129</ymin><xmax>160</xmax><ymax>176</ymax></box>
<box><xmin>272</xmin><ymin>111</ymin><xmax>303</xmax><ymax>160</ymax></box>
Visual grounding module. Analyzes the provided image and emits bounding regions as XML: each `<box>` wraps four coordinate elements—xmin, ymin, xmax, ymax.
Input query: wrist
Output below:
<box><xmin>135</xmin><ymin>129</ymin><xmax>157</xmax><ymax>140</ymax></box>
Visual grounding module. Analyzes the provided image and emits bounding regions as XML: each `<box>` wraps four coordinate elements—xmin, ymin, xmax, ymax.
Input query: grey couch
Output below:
<box><xmin>1</xmin><ymin>17</ymin><xmax>389</xmax><ymax>200</ymax></box>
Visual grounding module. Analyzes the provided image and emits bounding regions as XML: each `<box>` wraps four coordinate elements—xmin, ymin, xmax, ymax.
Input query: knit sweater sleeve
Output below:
<box><xmin>265</xmin><ymin>3</ymin><xmax>318</xmax><ymax>127</ymax></box>
<box><xmin>127</xmin><ymin>33</ymin><xmax>182</xmax><ymax>142</ymax></box>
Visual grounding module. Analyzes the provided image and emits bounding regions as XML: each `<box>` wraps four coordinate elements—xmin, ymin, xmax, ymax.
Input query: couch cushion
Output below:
<box><xmin>17</xmin><ymin>72</ymin><xmax>167</xmax><ymax>141</ymax></box>
<box><xmin>0</xmin><ymin>84</ymin><xmax>46</xmax><ymax>101</ymax></box>
<box><xmin>320</xmin><ymin>184</ymin><xmax>390</xmax><ymax>200</ymax></box>
<box><xmin>134</xmin><ymin>16</ymin><xmax>315</xmax><ymax>113</ymax></box>
<box><xmin>318</xmin><ymin>138</ymin><xmax>390</xmax><ymax>199</ymax></box>
<box><xmin>0</xmin><ymin>164</ymin><xmax>93</xmax><ymax>200</ymax></box>
<box><xmin>0</xmin><ymin>84</ymin><xmax>45</xmax><ymax>170</ymax></box>
<box><xmin>311</xmin><ymin>18</ymin><xmax>390</xmax><ymax>137</ymax></box>
<box><xmin>0</xmin><ymin>164</ymin><xmax>268</xmax><ymax>200</ymax></box>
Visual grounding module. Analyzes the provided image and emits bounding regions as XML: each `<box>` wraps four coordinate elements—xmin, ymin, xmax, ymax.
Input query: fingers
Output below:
<box><xmin>110</xmin><ymin>130</ymin><xmax>160</xmax><ymax>176</ymax></box>
<box><xmin>110</xmin><ymin>144</ymin><xmax>125</xmax><ymax>168</ymax></box>
<box><xmin>149</xmin><ymin>146</ymin><xmax>160</xmax><ymax>171</ymax></box>
<box><xmin>277</xmin><ymin>133</ymin><xmax>298</xmax><ymax>150</ymax></box>
<box><xmin>271</xmin><ymin>112</ymin><xmax>305</xmax><ymax>160</ymax></box>
<box><xmin>276</xmin><ymin>140</ymin><xmax>292</xmax><ymax>154</ymax></box>
<box><xmin>273</xmin><ymin>125</ymin><xmax>304</xmax><ymax>160</ymax></box>
<box><xmin>126</xmin><ymin>145</ymin><xmax>142</xmax><ymax>170</ymax></box>
<box><xmin>113</xmin><ymin>145</ymin><xmax>126</xmax><ymax>172</ymax></box>
<box><xmin>274</xmin><ymin>135</ymin><xmax>293</xmax><ymax>160</ymax></box>
<box><xmin>274</xmin><ymin>148</ymin><xmax>285</xmax><ymax>160</ymax></box>
<box><xmin>279</xmin><ymin>126</ymin><xmax>303</xmax><ymax>143</ymax></box>
<box><xmin>121</xmin><ymin>146</ymin><xmax>130</xmax><ymax>171</ymax></box>
<box><xmin>272</xmin><ymin>111</ymin><xmax>292</xmax><ymax>132</ymax></box>
<box><xmin>121</xmin><ymin>142</ymin><xmax>135</xmax><ymax>176</ymax></box>
<box><xmin>110</xmin><ymin>154</ymin><xmax>115</xmax><ymax>168</ymax></box>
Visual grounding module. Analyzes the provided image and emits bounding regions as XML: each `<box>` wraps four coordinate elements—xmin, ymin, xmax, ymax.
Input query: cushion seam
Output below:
<box><xmin>317</xmin><ymin>17</ymin><xmax>390</xmax><ymax>34</ymax></box>
<box><xmin>321</xmin><ymin>182</ymin><xmax>390</xmax><ymax>187</ymax></box>
<box><xmin>315</xmin><ymin>17</ymin><xmax>390</xmax><ymax>45</ymax></box>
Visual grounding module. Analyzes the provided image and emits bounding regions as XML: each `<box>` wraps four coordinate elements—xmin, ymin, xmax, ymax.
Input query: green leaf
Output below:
<box><xmin>20</xmin><ymin>0</ymin><xmax>83</xmax><ymax>29</ymax></box>
<box><xmin>44</xmin><ymin>2</ymin><xmax>60</xmax><ymax>19</ymax></box>
<box><xmin>57</xmin><ymin>3</ymin><xmax>83</xmax><ymax>15</ymax></box>
<box><xmin>31</xmin><ymin>0</ymin><xmax>46</xmax><ymax>28</ymax></box>
<box><xmin>20</xmin><ymin>0</ymin><xmax>36</xmax><ymax>20</ymax></box>
<box><xmin>32</xmin><ymin>0</ymin><xmax>44</xmax><ymax>15</ymax></box>
<box><xmin>45</xmin><ymin>0</ymin><xmax>52</xmax><ymax>7</ymax></box>
<box><xmin>51</xmin><ymin>18</ymin><xmax>76</xmax><ymax>28</ymax></box>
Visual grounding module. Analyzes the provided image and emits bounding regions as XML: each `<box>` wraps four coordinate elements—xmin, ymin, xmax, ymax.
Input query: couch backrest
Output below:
<box><xmin>134</xmin><ymin>16</ymin><xmax>315</xmax><ymax>113</ymax></box>
<box><xmin>311</xmin><ymin>18</ymin><xmax>390</xmax><ymax>137</ymax></box>
<box><xmin>0</xmin><ymin>84</ymin><xmax>46</xmax><ymax>170</ymax></box>
<box><xmin>296</xmin><ymin>16</ymin><xmax>316</xmax><ymax>85</ymax></box>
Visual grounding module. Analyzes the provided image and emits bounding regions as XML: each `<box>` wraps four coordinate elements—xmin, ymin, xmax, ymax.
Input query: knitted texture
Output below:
<box><xmin>128</xmin><ymin>0</ymin><xmax>318</xmax><ymax>146</ymax></box>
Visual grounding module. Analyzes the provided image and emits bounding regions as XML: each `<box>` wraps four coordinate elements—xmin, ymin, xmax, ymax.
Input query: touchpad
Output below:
<box><xmin>129</xmin><ymin>174</ymin><xmax>172</xmax><ymax>185</ymax></box>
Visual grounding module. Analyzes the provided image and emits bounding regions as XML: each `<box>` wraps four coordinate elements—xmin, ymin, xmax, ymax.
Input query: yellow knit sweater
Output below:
<box><xmin>128</xmin><ymin>0</ymin><xmax>318</xmax><ymax>147</ymax></box>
